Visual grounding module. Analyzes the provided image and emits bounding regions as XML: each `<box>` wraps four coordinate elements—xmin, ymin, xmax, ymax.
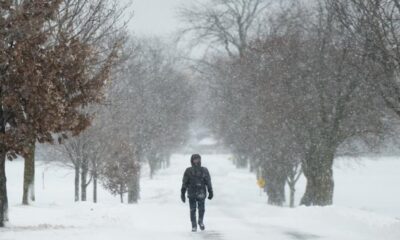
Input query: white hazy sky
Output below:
<box><xmin>127</xmin><ymin>0</ymin><xmax>191</xmax><ymax>36</ymax></box>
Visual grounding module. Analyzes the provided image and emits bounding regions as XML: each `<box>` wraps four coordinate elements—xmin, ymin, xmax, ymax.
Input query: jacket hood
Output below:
<box><xmin>190</xmin><ymin>154</ymin><xmax>201</xmax><ymax>167</ymax></box>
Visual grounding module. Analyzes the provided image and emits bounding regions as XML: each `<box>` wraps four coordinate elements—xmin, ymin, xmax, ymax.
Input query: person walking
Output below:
<box><xmin>181</xmin><ymin>154</ymin><xmax>213</xmax><ymax>232</ymax></box>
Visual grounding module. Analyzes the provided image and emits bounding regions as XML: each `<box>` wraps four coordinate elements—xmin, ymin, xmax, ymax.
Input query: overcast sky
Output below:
<box><xmin>127</xmin><ymin>0</ymin><xmax>189</xmax><ymax>37</ymax></box>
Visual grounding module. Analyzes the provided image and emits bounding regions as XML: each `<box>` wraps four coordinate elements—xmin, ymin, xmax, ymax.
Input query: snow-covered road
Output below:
<box><xmin>1</xmin><ymin>154</ymin><xmax>400</xmax><ymax>240</ymax></box>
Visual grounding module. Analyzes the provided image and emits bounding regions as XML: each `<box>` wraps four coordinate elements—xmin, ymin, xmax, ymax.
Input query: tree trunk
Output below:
<box><xmin>128</xmin><ymin>171</ymin><xmax>140</xmax><ymax>204</ymax></box>
<box><xmin>120</xmin><ymin>184</ymin><xmax>124</xmax><ymax>203</ymax></box>
<box><xmin>0</xmin><ymin>101</ymin><xmax>8</xmax><ymax>227</ymax></box>
<box><xmin>300</xmin><ymin>150</ymin><xmax>335</xmax><ymax>206</ymax></box>
<box><xmin>93</xmin><ymin>170</ymin><xmax>97</xmax><ymax>203</ymax></box>
<box><xmin>22</xmin><ymin>140</ymin><xmax>35</xmax><ymax>205</ymax></box>
<box><xmin>300</xmin><ymin>168</ymin><xmax>334</xmax><ymax>206</ymax></box>
<box><xmin>74</xmin><ymin>164</ymin><xmax>80</xmax><ymax>202</ymax></box>
<box><xmin>81</xmin><ymin>158</ymin><xmax>88</xmax><ymax>201</ymax></box>
<box><xmin>289</xmin><ymin>184</ymin><xmax>295</xmax><ymax>208</ymax></box>
<box><xmin>128</xmin><ymin>152</ymin><xmax>140</xmax><ymax>204</ymax></box>
<box><xmin>149</xmin><ymin>157</ymin><xmax>156</xmax><ymax>179</ymax></box>
<box><xmin>265</xmin><ymin>175</ymin><xmax>286</xmax><ymax>206</ymax></box>
<box><xmin>0</xmin><ymin>149</ymin><xmax>8</xmax><ymax>227</ymax></box>
<box><xmin>263</xmin><ymin>160</ymin><xmax>286</xmax><ymax>206</ymax></box>
<box><xmin>249</xmin><ymin>160</ymin><xmax>256</xmax><ymax>173</ymax></box>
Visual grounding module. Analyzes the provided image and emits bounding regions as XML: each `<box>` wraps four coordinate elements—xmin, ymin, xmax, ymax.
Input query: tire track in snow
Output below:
<box><xmin>216</xmin><ymin>205</ymin><xmax>323</xmax><ymax>240</ymax></box>
<box><xmin>0</xmin><ymin>224</ymin><xmax>75</xmax><ymax>232</ymax></box>
<box><xmin>190</xmin><ymin>230</ymin><xmax>224</xmax><ymax>240</ymax></box>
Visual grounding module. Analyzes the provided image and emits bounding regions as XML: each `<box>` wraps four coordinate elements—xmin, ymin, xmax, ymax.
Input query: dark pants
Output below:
<box><xmin>189</xmin><ymin>197</ymin><xmax>205</xmax><ymax>227</ymax></box>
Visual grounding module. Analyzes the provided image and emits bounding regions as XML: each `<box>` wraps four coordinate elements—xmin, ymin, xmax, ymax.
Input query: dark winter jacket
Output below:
<box><xmin>181</xmin><ymin>157</ymin><xmax>213</xmax><ymax>199</ymax></box>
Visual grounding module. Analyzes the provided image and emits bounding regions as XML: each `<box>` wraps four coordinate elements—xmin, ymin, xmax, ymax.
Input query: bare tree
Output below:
<box><xmin>328</xmin><ymin>0</ymin><xmax>400</xmax><ymax>123</ymax></box>
<box><xmin>178</xmin><ymin>0</ymin><xmax>272</xmax><ymax>58</ymax></box>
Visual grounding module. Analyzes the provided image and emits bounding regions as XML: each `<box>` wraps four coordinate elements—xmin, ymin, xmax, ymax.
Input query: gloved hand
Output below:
<box><xmin>208</xmin><ymin>191</ymin><xmax>213</xmax><ymax>200</ymax></box>
<box><xmin>181</xmin><ymin>193</ymin><xmax>186</xmax><ymax>203</ymax></box>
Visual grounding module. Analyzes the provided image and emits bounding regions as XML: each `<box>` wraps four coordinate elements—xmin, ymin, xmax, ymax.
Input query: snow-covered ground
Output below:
<box><xmin>1</xmin><ymin>154</ymin><xmax>400</xmax><ymax>240</ymax></box>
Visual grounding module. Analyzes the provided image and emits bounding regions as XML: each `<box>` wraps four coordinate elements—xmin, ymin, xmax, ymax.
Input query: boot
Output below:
<box><xmin>198</xmin><ymin>221</ymin><xmax>205</xmax><ymax>231</ymax></box>
<box><xmin>191</xmin><ymin>222</ymin><xmax>197</xmax><ymax>232</ymax></box>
